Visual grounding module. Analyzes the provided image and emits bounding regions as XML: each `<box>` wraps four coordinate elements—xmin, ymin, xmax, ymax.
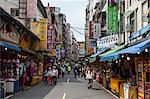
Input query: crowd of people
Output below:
<box><xmin>43</xmin><ymin>61</ymin><xmax>72</xmax><ymax>86</ymax></box>
<box><xmin>43</xmin><ymin>60</ymin><xmax>96</xmax><ymax>89</ymax></box>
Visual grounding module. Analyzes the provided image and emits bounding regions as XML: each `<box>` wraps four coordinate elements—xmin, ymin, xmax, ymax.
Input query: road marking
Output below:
<box><xmin>62</xmin><ymin>93</ymin><xmax>66</xmax><ymax>99</ymax></box>
<box><xmin>67</xmin><ymin>78</ymin><xmax>70</xmax><ymax>83</ymax></box>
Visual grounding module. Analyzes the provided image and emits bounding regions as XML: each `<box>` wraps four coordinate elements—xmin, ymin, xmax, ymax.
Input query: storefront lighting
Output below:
<box><xmin>116</xmin><ymin>61</ymin><xmax>118</xmax><ymax>63</ymax></box>
<box><xmin>121</xmin><ymin>55</ymin><xmax>124</xmax><ymax>58</ymax></box>
<box><xmin>127</xmin><ymin>57</ymin><xmax>130</xmax><ymax>60</ymax></box>
<box><xmin>5</xmin><ymin>47</ymin><xmax>7</xmax><ymax>50</ymax></box>
<box><xmin>145</xmin><ymin>48</ymin><xmax>148</xmax><ymax>52</ymax></box>
<box><xmin>138</xmin><ymin>52</ymin><xmax>140</xmax><ymax>54</ymax></box>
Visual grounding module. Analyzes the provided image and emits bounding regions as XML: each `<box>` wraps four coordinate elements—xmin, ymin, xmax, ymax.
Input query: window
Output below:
<box><xmin>11</xmin><ymin>8</ymin><xmax>19</xmax><ymax>16</ymax></box>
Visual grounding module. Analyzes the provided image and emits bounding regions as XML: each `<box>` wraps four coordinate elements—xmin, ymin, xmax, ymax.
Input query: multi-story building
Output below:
<box><xmin>71</xmin><ymin>32</ymin><xmax>79</xmax><ymax>62</ymax></box>
<box><xmin>0</xmin><ymin>0</ymin><xmax>47</xmax><ymax>52</ymax></box>
<box><xmin>125</xmin><ymin>0</ymin><xmax>150</xmax><ymax>44</ymax></box>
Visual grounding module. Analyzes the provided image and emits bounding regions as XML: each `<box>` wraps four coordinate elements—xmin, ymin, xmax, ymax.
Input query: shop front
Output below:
<box><xmin>0</xmin><ymin>8</ymin><xmax>21</xmax><ymax>97</ymax></box>
<box><xmin>99</xmin><ymin>38</ymin><xmax>150</xmax><ymax>99</ymax></box>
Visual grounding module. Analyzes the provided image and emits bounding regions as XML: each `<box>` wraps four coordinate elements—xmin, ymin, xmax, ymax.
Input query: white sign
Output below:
<box><xmin>97</xmin><ymin>34</ymin><xmax>119</xmax><ymax>49</ymax></box>
<box><xmin>124</xmin><ymin>84</ymin><xmax>129</xmax><ymax>99</ymax></box>
<box><xmin>27</xmin><ymin>0</ymin><xmax>37</xmax><ymax>18</ymax></box>
<box><xmin>93</xmin><ymin>23</ymin><xmax>101</xmax><ymax>39</ymax></box>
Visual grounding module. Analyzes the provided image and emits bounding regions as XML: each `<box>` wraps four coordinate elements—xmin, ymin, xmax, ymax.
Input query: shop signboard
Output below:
<box><xmin>47</xmin><ymin>23</ymin><xmax>54</xmax><ymax>52</ymax></box>
<box><xmin>90</xmin><ymin>39</ymin><xmax>97</xmax><ymax>48</ymax></box>
<box><xmin>78</xmin><ymin>42</ymin><xmax>85</xmax><ymax>55</ymax></box>
<box><xmin>39</xmin><ymin>18</ymin><xmax>47</xmax><ymax>49</ymax></box>
<box><xmin>31</xmin><ymin>21</ymin><xmax>40</xmax><ymax>38</ymax></box>
<box><xmin>27</xmin><ymin>0</ymin><xmax>37</xmax><ymax>18</ymax></box>
<box><xmin>108</xmin><ymin>2</ymin><xmax>118</xmax><ymax>34</ymax></box>
<box><xmin>89</xmin><ymin>21</ymin><xmax>94</xmax><ymax>39</ymax></box>
<box><xmin>97</xmin><ymin>34</ymin><xmax>119</xmax><ymax>49</ymax></box>
<box><xmin>0</xmin><ymin>23</ymin><xmax>20</xmax><ymax>44</ymax></box>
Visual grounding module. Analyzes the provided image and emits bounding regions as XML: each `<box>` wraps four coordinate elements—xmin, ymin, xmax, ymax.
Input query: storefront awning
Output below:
<box><xmin>21</xmin><ymin>47</ymin><xmax>36</xmax><ymax>54</ymax></box>
<box><xmin>99</xmin><ymin>45</ymin><xmax>125</xmax><ymax>57</ymax></box>
<box><xmin>116</xmin><ymin>38</ymin><xmax>150</xmax><ymax>54</ymax></box>
<box><xmin>99</xmin><ymin>45</ymin><xmax>125</xmax><ymax>61</ymax></box>
<box><xmin>90</xmin><ymin>49</ymin><xmax>106</xmax><ymax>58</ymax></box>
<box><xmin>0</xmin><ymin>41</ymin><xmax>21</xmax><ymax>51</ymax></box>
<box><xmin>100</xmin><ymin>39</ymin><xmax>150</xmax><ymax>61</ymax></box>
<box><xmin>129</xmin><ymin>23</ymin><xmax>150</xmax><ymax>40</ymax></box>
<box><xmin>89</xmin><ymin>48</ymin><xmax>107</xmax><ymax>63</ymax></box>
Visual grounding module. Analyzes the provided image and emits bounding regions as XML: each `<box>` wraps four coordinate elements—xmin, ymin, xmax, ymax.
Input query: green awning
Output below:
<box><xmin>89</xmin><ymin>57</ymin><xmax>96</xmax><ymax>63</ymax></box>
<box><xmin>99</xmin><ymin>45</ymin><xmax>126</xmax><ymax>57</ymax></box>
<box><xmin>125</xmin><ymin>10</ymin><xmax>133</xmax><ymax>17</ymax></box>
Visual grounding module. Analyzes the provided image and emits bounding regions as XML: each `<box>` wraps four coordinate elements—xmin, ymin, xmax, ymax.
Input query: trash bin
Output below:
<box><xmin>0</xmin><ymin>81</ymin><xmax>5</xmax><ymax>99</ymax></box>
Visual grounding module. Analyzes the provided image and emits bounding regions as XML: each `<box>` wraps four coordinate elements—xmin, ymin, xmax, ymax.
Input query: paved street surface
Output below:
<box><xmin>11</xmin><ymin>73</ymin><xmax>116</xmax><ymax>99</ymax></box>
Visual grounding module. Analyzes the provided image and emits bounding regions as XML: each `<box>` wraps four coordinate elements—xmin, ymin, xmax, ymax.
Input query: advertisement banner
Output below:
<box><xmin>31</xmin><ymin>21</ymin><xmax>39</xmax><ymax>38</ymax></box>
<box><xmin>47</xmin><ymin>23</ymin><xmax>54</xmax><ymax>52</ymax></box>
<box><xmin>39</xmin><ymin>19</ymin><xmax>47</xmax><ymax>40</ymax></box>
<box><xmin>78</xmin><ymin>42</ymin><xmax>85</xmax><ymax>55</ymax></box>
<box><xmin>27</xmin><ymin>0</ymin><xmax>37</xmax><ymax>18</ymax></box>
<box><xmin>89</xmin><ymin>21</ymin><xmax>94</xmax><ymax>39</ymax></box>
<box><xmin>39</xmin><ymin>18</ymin><xmax>47</xmax><ymax>49</ymax></box>
<box><xmin>108</xmin><ymin>3</ymin><xmax>118</xmax><ymax>34</ymax></box>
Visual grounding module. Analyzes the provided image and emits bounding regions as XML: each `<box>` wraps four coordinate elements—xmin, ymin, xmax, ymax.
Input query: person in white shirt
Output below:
<box><xmin>52</xmin><ymin>66</ymin><xmax>58</xmax><ymax>85</ymax></box>
<box><xmin>86</xmin><ymin>69</ymin><xmax>93</xmax><ymax>89</ymax></box>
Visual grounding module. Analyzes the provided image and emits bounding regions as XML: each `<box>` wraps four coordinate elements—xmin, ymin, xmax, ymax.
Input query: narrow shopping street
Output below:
<box><xmin>10</xmin><ymin>73</ymin><xmax>116</xmax><ymax>99</ymax></box>
<box><xmin>0</xmin><ymin>0</ymin><xmax>150</xmax><ymax>99</ymax></box>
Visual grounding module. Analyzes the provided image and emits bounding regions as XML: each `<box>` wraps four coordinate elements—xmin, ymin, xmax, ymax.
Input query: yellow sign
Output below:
<box><xmin>39</xmin><ymin>19</ymin><xmax>47</xmax><ymax>41</ymax></box>
<box><xmin>39</xmin><ymin>18</ymin><xmax>47</xmax><ymax>49</ymax></box>
<box><xmin>31</xmin><ymin>21</ymin><xmax>39</xmax><ymax>38</ymax></box>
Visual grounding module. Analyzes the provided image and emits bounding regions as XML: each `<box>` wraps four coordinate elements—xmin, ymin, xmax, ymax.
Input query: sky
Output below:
<box><xmin>41</xmin><ymin>0</ymin><xmax>88</xmax><ymax>42</ymax></box>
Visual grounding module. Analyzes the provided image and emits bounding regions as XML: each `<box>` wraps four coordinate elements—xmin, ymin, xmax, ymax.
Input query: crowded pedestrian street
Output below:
<box><xmin>0</xmin><ymin>0</ymin><xmax>150</xmax><ymax>99</ymax></box>
<box><xmin>10</xmin><ymin>73</ymin><xmax>116</xmax><ymax>99</ymax></box>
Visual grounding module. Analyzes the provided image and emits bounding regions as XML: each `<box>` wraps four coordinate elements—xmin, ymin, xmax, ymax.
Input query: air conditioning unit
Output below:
<box><xmin>126</xmin><ymin>24</ymin><xmax>134</xmax><ymax>32</ymax></box>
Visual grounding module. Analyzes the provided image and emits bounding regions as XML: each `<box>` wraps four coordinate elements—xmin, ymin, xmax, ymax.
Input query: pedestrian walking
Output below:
<box><xmin>81</xmin><ymin>67</ymin><xmax>86</xmax><ymax>79</ymax></box>
<box><xmin>67</xmin><ymin>65</ymin><xmax>71</xmax><ymax>75</ymax></box>
<box><xmin>74</xmin><ymin>65</ymin><xmax>78</xmax><ymax>78</ymax></box>
<box><xmin>52</xmin><ymin>66</ymin><xmax>58</xmax><ymax>85</ymax></box>
<box><xmin>43</xmin><ymin>67</ymin><xmax>49</xmax><ymax>84</ymax></box>
<box><xmin>86</xmin><ymin>68</ymin><xmax>93</xmax><ymax>89</ymax></box>
<box><xmin>61</xmin><ymin>66</ymin><xmax>66</xmax><ymax>78</ymax></box>
<box><xmin>47</xmin><ymin>67</ymin><xmax>53</xmax><ymax>85</ymax></box>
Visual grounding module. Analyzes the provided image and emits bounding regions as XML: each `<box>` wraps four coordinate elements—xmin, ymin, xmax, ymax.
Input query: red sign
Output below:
<box><xmin>89</xmin><ymin>21</ymin><xmax>94</xmax><ymax>39</ymax></box>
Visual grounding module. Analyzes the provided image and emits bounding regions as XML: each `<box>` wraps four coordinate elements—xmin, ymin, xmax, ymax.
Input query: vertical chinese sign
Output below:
<box><xmin>39</xmin><ymin>18</ymin><xmax>47</xmax><ymax>49</ymax></box>
<box><xmin>27</xmin><ymin>0</ymin><xmax>37</xmax><ymax>18</ymax></box>
<box><xmin>31</xmin><ymin>21</ymin><xmax>39</xmax><ymax>38</ymax></box>
<box><xmin>108</xmin><ymin>0</ymin><xmax>118</xmax><ymax>34</ymax></box>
